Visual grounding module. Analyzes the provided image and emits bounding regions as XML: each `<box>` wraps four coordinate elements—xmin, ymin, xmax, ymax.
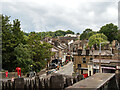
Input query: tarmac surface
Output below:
<box><xmin>1</xmin><ymin>61</ymin><xmax>74</xmax><ymax>81</ymax></box>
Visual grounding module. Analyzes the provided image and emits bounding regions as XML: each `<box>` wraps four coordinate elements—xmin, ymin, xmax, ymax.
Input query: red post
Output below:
<box><xmin>5</xmin><ymin>71</ymin><xmax>8</xmax><ymax>78</ymax></box>
<box><xmin>16</xmin><ymin>67</ymin><xmax>21</xmax><ymax>77</ymax></box>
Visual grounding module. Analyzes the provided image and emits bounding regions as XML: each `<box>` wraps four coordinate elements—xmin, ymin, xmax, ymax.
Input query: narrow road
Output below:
<box><xmin>1</xmin><ymin>61</ymin><xmax>74</xmax><ymax>81</ymax></box>
<box><xmin>40</xmin><ymin>61</ymin><xmax>73</xmax><ymax>78</ymax></box>
<box><xmin>56</xmin><ymin>61</ymin><xmax>73</xmax><ymax>75</ymax></box>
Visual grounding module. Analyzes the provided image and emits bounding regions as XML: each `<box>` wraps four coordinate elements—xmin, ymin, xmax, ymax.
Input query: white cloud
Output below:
<box><xmin>1</xmin><ymin>0</ymin><xmax>119</xmax><ymax>33</ymax></box>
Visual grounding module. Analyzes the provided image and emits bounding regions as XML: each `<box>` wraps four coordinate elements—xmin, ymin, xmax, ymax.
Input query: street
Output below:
<box><xmin>0</xmin><ymin>61</ymin><xmax>74</xmax><ymax>81</ymax></box>
<box><xmin>40</xmin><ymin>61</ymin><xmax>73</xmax><ymax>78</ymax></box>
<box><xmin>56</xmin><ymin>61</ymin><xmax>73</xmax><ymax>75</ymax></box>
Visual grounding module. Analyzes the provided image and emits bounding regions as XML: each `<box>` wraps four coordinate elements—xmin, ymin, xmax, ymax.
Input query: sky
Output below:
<box><xmin>0</xmin><ymin>0</ymin><xmax>119</xmax><ymax>33</ymax></box>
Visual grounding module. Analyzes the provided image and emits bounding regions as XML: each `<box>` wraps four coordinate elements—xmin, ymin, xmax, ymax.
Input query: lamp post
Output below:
<box><xmin>99</xmin><ymin>43</ymin><xmax>102</xmax><ymax>73</ymax></box>
<box><xmin>45</xmin><ymin>58</ymin><xmax>48</xmax><ymax>75</ymax></box>
<box><xmin>99</xmin><ymin>41</ymin><xmax>109</xmax><ymax>73</ymax></box>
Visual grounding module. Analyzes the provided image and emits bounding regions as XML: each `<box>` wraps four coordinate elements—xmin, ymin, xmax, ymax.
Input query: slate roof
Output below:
<box><xmin>73</xmin><ymin>50</ymin><xmax>112</xmax><ymax>56</ymax></box>
<box><xmin>93</xmin><ymin>59</ymin><xmax>120</xmax><ymax>64</ymax></box>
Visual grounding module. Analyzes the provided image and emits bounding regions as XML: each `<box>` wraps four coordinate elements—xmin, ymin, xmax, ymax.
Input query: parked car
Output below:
<box><xmin>49</xmin><ymin>63</ymin><xmax>58</xmax><ymax>69</ymax></box>
<box><xmin>47</xmin><ymin>69</ymin><xmax>56</xmax><ymax>75</ymax></box>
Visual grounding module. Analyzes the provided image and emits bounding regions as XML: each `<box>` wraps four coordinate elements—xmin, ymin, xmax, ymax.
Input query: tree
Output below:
<box><xmin>99</xmin><ymin>23</ymin><xmax>118</xmax><ymax>43</ymax></box>
<box><xmin>14</xmin><ymin>44</ymin><xmax>32</xmax><ymax>73</ymax></box>
<box><xmin>116</xmin><ymin>33</ymin><xmax>120</xmax><ymax>43</ymax></box>
<box><xmin>80</xmin><ymin>28</ymin><xmax>96</xmax><ymax>40</ymax></box>
<box><xmin>27</xmin><ymin>33</ymin><xmax>55</xmax><ymax>72</ymax></box>
<box><xmin>66</xmin><ymin>30</ymin><xmax>74</xmax><ymax>34</ymax></box>
<box><xmin>2</xmin><ymin>15</ymin><xmax>26</xmax><ymax>71</ymax></box>
<box><xmin>2</xmin><ymin>15</ymin><xmax>55</xmax><ymax>73</ymax></box>
<box><xmin>2</xmin><ymin>15</ymin><xmax>15</xmax><ymax>71</ymax></box>
<box><xmin>83</xmin><ymin>28</ymin><xmax>92</xmax><ymax>33</ymax></box>
<box><xmin>35</xmin><ymin>30</ymin><xmax>75</xmax><ymax>38</ymax></box>
<box><xmin>55</xmin><ymin>30</ymin><xmax>66</xmax><ymax>37</ymax></box>
<box><xmin>88</xmin><ymin>33</ymin><xmax>108</xmax><ymax>48</ymax></box>
<box><xmin>12</xmin><ymin>19</ymin><xmax>25</xmax><ymax>44</ymax></box>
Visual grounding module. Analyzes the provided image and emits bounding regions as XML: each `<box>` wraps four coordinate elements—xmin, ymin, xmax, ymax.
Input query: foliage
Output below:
<box><xmin>54</xmin><ymin>30</ymin><xmax>66</xmax><ymax>37</ymax></box>
<box><xmin>27</xmin><ymin>33</ymin><xmax>55</xmax><ymax>72</ymax></box>
<box><xmin>14</xmin><ymin>44</ymin><xmax>32</xmax><ymax>73</ymax></box>
<box><xmin>2</xmin><ymin>15</ymin><xmax>55</xmax><ymax>73</ymax></box>
<box><xmin>35</xmin><ymin>30</ymin><xmax>75</xmax><ymax>39</ymax></box>
<box><xmin>116</xmin><ymin>33</ymin><xmax>120</xmax><ymax>43</ymax></box>
<box><xmin>2</xmin><ymin>15</ymin><xmax>25</xmax><ymax>71</ymax></box>
<box><xmin>80</xmin><ymin>28</ymin><xmax>96</xmax><ymax>40</ymax></box>
<box><xmin>88</xmin><ymin>33</ymin><xmax>108</xmax><ymax>48</ymax></box>
<box><xmin>99</xmin><ymin>23</ymin><xmax>118</xmax><ymax>43</ymax></box>
<box><xmin>66</xmin><ymin>30</ymin><xmax>74</xmax><ymax>34</ymax></box>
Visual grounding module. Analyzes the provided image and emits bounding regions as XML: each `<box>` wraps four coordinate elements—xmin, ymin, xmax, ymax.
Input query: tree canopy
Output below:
<box><xmin>99</xmin><ymin>23</ymin><xmax>118</xmax><ymax>43</ymax></box>
<box><xmin>35</xmin><ymin>30</ymin><xmax>75</xmax><ymax>39</ymax></box>
<box><xmin>2</xmin><ymin>15</ymin><xmax>25</xmax><ymax>71</ymax></box>
<box><xmin>66</xmin><ymin>30</ymin><xmax>74</xmax><ymax>34</ymax></box>
<box><xmin>80</xmin><ymin>28</ymin><xmax>96</xmax><ymax>40</ymax></box>
<box><xmin>88</xmin><ymin>33</ymin><xmax>108</xmax><ymax>48</ymax></box>
<box><xmin>116</xmin><ymin>32</ymin><xmax>120</xmax><ymax>43</ymax></box>
<box><xmin>2</xmin><ymin>15</ymin><xmax>54</xmax><ymax>73</ymax></box>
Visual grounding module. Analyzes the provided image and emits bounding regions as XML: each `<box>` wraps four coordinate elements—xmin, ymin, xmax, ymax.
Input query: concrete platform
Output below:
<box><xmin>66</xmin><ymin>73</ymin><xmax>115</xmax><ymax>90</ymax></box>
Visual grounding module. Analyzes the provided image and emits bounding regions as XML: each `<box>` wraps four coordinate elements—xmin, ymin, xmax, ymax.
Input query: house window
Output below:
<box><xmin>78</xmin><ymin>64</ymin><xmax>81</xmax><ymax>69</ymax></box>
<box><xmin>90</xmin><ymin>58</ymin><xmax>93</xmax><ymax>61</ymax></box>
<box><xmin>82</xmin><ymin>57</ymin><xmax>86</xmax><ymax>63</ymax></box>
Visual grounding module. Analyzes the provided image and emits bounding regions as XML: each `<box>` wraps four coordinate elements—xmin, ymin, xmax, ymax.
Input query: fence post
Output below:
<box><xmin>115</xmin><ymin>70</ymin><xmax>120</xmax><ymax>90</ymax></box>
<box><xmin>65</xmin><ymin>77</ymin><xmax>72</xmax><ymax>87</ymax></box>
<box><xmin>35</xmin><ymin>76</ymin><xmax>40</xmax><ymax>90</ymax></box>
<box><xmin>50</xmin><ymin>74</ymin><xmax>64</xmax><ymax>89</ymax></box>
<box><xmin>29</xmin><ymin>80</ymin><xmax>34</xmax><ymax>90</ymax></box>
<box><xmin>14</xmin><ymin>78</ymin><xmax>24</xmax><ymax>90</ymax></box>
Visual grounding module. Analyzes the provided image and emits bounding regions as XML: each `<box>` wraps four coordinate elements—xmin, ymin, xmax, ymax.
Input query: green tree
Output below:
<box><xmin>35</xmin><ymin>30</ymin><xmax>75</xmax><ymax>38</ymax></box>
<box><xmin>99</xmin><ymin>23</ymin><xmax>118</xmax><ymax>43</ymax></box>
<box><xmin>2</xmin><ymin>15</ymin><xmax>14</xmax><ymax>71</ymax></box>
<box><xmin>14</xmin><ymin>44</ymin><xmax>32</xmax><ymax>73</ymax></box>
<box><xmin>55</xmin><ymin>30</ymin><xmax>66</xmax><ymax>37</ymax></box>
<box><xmin>116</xmin><ymin>33</ymin><xmax>120</xmax><ymax>43</ymax></box>
<box><xmin>80</xmin><ymin>28</ymin><xmax>96</xmax><ymax>40</ymax></box>
<box><xmin>27</xmin><ymin>33</ymin><xmax>54</xmax><ymax>72</ymax></box>
<box><xmin>2</xmin><ymin>15</ymin><xmax>55</xmax><ymax>73</ymax></box>
<box><xmin>88</xmin><ymin>33</ymin><xmax>108</xmax><ymax>48</ymax></box>
<box><xmin>66</xmin><ymin>30</ymin><xmax>74</xmax><ymax>34</ymax></box>
<box><xmin>2</xmin><ymin>15</ymin><xmax>25</xmax><ymax>71</ymax></box>
<box><xmin>12</xmin><ymin>19</ymin><xmax>25</xmax><ymax>44</ymax></box>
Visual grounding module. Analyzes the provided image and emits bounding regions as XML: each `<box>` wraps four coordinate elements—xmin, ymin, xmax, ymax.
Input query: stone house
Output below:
<box><xmin>73</xmin><ymin>49</ymin><xmax>113</xmax><ymax>76</ymax></box>
<box><xmin>47</xmin><ymin>38</ymin><xmax>68</xmax><ymax>64</ymax></box>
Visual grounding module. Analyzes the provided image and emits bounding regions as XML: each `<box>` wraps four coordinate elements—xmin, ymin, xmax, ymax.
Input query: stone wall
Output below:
<box><xmin>1</xmin><ymin>73</ymin><xmax>84</xmax><ymax>90</ymax></box>
<box><xmin>0</xmin><ymin>72</ymin><xmax>20</xmax><ymax>78</ymax></box>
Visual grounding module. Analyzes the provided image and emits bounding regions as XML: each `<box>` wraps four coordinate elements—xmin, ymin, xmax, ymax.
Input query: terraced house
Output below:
<box><xmin>73</xmin><ymin>43</ymin><xmax>120</xmax><ymax>76</ymax></box>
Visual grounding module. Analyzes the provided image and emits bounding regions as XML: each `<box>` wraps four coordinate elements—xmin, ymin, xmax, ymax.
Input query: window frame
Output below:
<box><xmin>82</xmin><ymin>57</ymin><xmax>86</xmax><ymax>63</ymax></box>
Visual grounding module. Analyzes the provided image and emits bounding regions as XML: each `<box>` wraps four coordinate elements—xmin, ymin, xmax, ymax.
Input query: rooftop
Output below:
<box><xmin>93</xmin><ymin>59</ymin><xmax>120</xmax><ymax>64</ymax></box>
<box><xmin>73</xmin><ymin>50</ymin><xmax>112</xmax><ymax>56</ymax></box>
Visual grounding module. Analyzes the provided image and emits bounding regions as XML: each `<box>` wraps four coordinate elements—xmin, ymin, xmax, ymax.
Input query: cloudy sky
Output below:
<box><xmin>0</xmin><ymin>0</ymin><xmax>119</xmax><ymax>33</ymax></box>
